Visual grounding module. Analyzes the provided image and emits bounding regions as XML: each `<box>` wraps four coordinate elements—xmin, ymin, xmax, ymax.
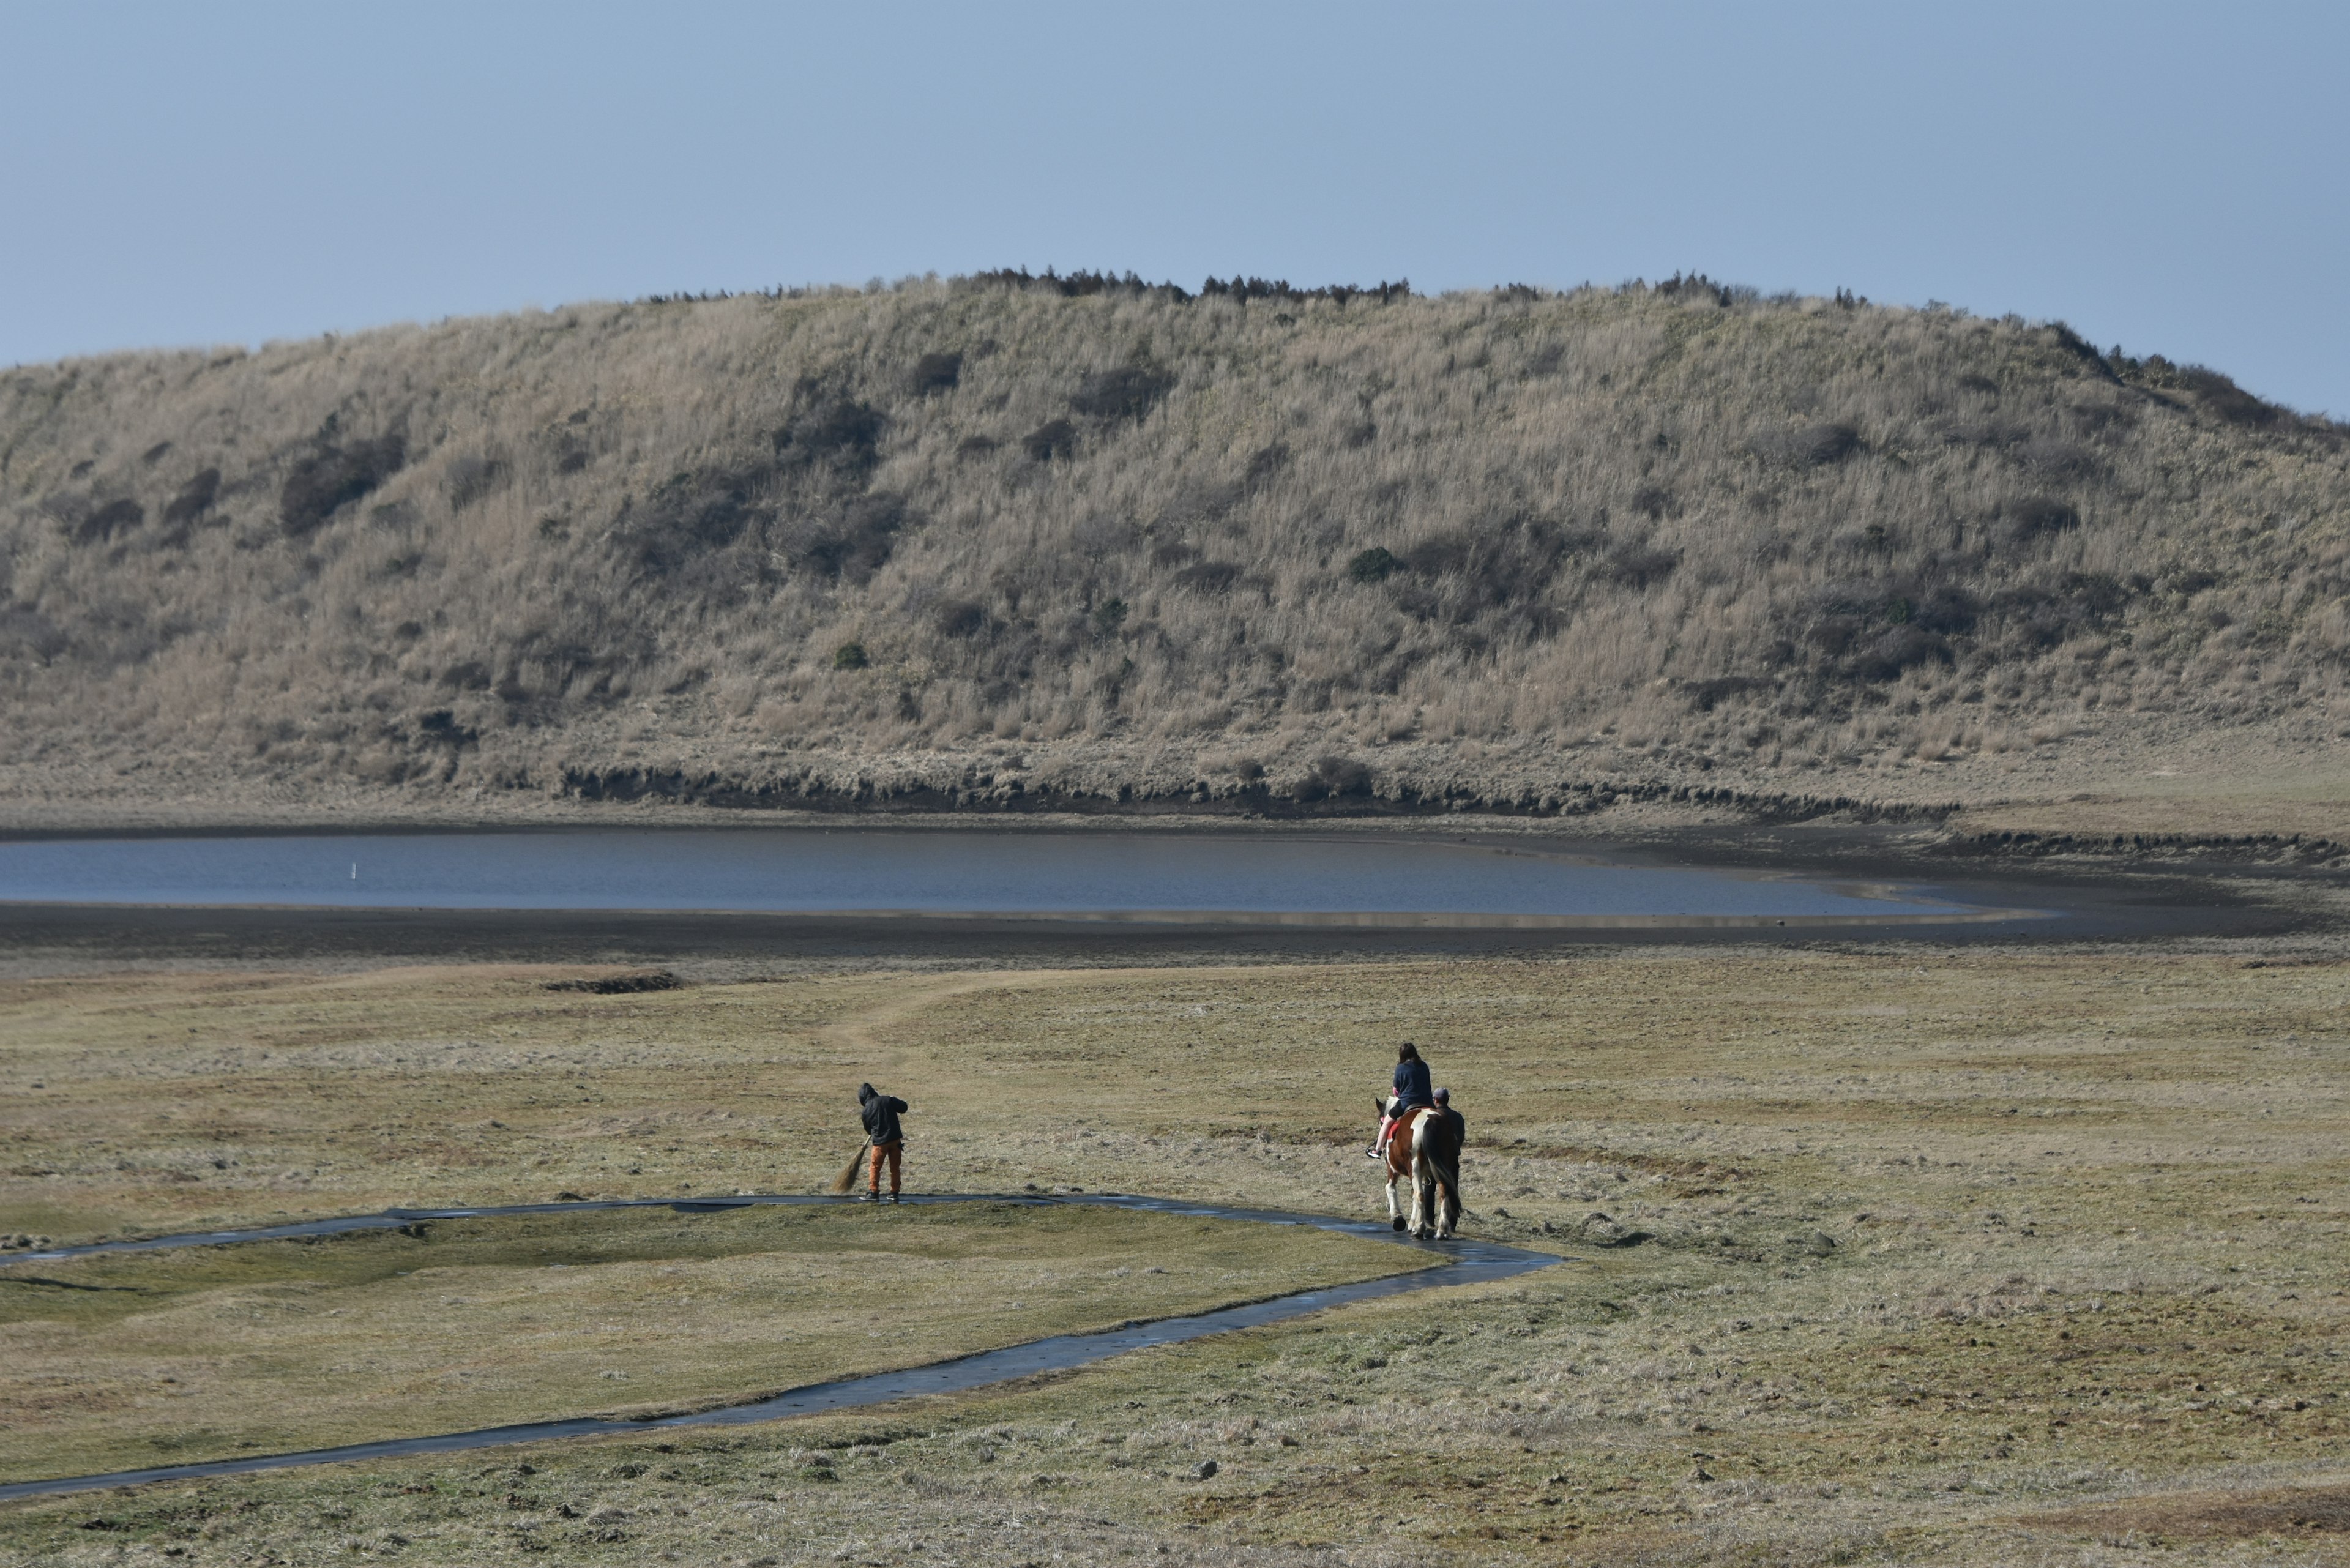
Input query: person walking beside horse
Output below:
<box><xmin>1371</xmin><ymin>1045</ymin><xmax>1461</xmax><ymax>1239</ymax></box>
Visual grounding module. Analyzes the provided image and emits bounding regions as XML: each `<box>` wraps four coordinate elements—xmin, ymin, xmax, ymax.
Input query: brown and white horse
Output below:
<box><xmin>1380</xmin><ymin>1105</ymin><xmax>1463</xmax><ymax>1240</ymax></box>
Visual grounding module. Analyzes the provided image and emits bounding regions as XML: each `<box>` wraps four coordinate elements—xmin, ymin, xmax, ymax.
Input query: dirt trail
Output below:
<box><xmin>816</xmin><ymin>969</ymin><xmax>1095</xmax><ymax>1064</ymax></box>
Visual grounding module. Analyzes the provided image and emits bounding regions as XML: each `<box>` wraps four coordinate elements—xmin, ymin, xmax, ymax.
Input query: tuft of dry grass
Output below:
<box><xmin>4</xmin><ymin>277</ymin><xmax>2346</xmax><ymax>826</ymax></box>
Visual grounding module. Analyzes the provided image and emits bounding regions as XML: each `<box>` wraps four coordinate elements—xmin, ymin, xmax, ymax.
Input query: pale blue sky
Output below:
<box><xmin>5</xmin><ymin>2</ymin><xmax>2344</xmax><ymax>412</ymax></box>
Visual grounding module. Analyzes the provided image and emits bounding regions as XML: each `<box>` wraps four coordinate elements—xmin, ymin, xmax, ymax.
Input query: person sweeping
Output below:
<box><xmin>851</xmin><ymin>1081</ymin><xmax>908</xmax><ymax>1203</ymax></box>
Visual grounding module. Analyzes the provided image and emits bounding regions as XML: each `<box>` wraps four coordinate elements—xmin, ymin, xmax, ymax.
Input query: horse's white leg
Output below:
<box><xmin>1385</xmin><ymin>1169</ymin><xmax>1406</xmax><ymax>1231</ymax></box>
<box><xmin>1409</xmin><ymin>1157</ymin><xmax>1431</xmax><ymax>1239</ymax></box>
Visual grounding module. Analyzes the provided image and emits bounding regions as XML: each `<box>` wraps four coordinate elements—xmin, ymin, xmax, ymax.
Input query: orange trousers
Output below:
<box><xmin>868</xmin><ymin>1139</ymin><xmax>902</xmax><ymax>1195</ymax></box>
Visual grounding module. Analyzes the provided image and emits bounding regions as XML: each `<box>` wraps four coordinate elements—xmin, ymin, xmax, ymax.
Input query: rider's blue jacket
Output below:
<box><xmin>1391</xmin><ymin>1057</ymin><xmax>1433</xmax><ymax>1111</ymax></box>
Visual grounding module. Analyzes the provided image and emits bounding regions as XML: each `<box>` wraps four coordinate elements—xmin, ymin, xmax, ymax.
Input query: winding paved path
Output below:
<box><xmin>0</xmin><ymin>1192</ymin><xmax>1562</xmax><ymax>1502</ymax></box>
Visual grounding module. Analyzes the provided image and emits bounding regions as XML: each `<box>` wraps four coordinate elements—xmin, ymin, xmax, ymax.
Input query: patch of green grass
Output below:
<box><xmin>0</xmin><ymin>1203</ymin><xmax>1419</xmax><ymax>1484</ymax></box>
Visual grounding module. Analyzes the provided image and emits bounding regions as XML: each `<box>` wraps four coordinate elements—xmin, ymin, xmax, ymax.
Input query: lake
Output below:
<box><xmin>0</xmin><ymin>829</ymin><xmax>2004</xmax><ymax>927</ymax></box>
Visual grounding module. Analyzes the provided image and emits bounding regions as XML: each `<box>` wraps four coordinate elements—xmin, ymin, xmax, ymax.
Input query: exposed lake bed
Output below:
<box><xmin>0</xmin><ymin>814</ymin><xmax>2333</xmax><ymax>977</ymax></box>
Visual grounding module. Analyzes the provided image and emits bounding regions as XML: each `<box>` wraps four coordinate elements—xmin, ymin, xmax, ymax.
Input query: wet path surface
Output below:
<box><xmin>0</xmin><ymin>1193</ymin><xmax>1561</xmax><ymax>1501</ymax></box>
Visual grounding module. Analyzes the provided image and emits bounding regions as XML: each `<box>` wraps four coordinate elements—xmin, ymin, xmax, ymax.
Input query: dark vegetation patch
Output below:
<box><xmin>908</xmin><ymin>352</ymin><xmax>962</xmax><ymax>395</ymax></box>
<box><xmin>1023</xmin><ymin>419</ymin><xmax>1079</xmax><ymax>461</ymax></box>
<box><xmin>2001</xmin><ymin>495</ymin><xmax>2081</xmax><ymax>544</ymax></box>
<box><xmin>161</xmin><ymin>468</ymin><xmax>220</xmax><ymax>527</ymax></box>
<box><xmin>1173</xmin><ymin>560</ymin><xmax>1244</xmax><ymax>594</ymax></box>
<box><xmin>1070</xmin><ymin>363</ymin><xmax>1175</xmax><ymax>424</ymax></box>
<box><xmin>1293</xmin><ymin>754</ymin><xmax>1371</xmax><ymax>801</ymax></box>
<box><xmin>964</xmin><ymin>268</ymin><xmax>1410</xmax><ymax>307</ymax></box>
<box><xmin>280</xmin><ymin>435</ymin><xmax>406</xmax><ymax>536</ymax></box>
<box><xmin>775</xmin><ymin>397</ymin><xmax>885</xmax><ymax>477</ymax></box>
<box><xmin>1796</xmin><ymin>578</ymin><xmax>1978</xmax><ymax>680</ymax></box>
<box><xmin>1988</xmin><ymin>572</ymin><xmax>2133</xmax><ymax>648</ymax></box>
<box><xmin>1242</xmin><ymin>441</ymin><xmax>1291</xmax><ymax>488</ymax></box>
<box><xmin>832</xmin><ymin>641</ymin><xmax>868</xmax><ymax>670</ymax></box>
<box><xmin>0</xmin><ymin>607</ymin><xmax>66</xmax><ymax>663</ymax></box>
<box><xmin>775</xmin><ymin>493</ymin><xmax>913</xmax><ymax>584</ymax></box>
<box><xmin>614</xmin><ymin>466</ymin><xmax>772</xmax><ymax>577</ymax></box>
<box><xmin>1684</xmin><ymin>676</ymin><xmax>1776</xmax><ymax>712</ymax></box>
<box><xmin>73</xmin><ymin>498</ymin><xmax>144</xmax><ymax>545</ymax></box>
<box><xmin>1756</xmin><ymin>420</ymin><xmax>1862</xmax><ymax>468</ymax></box>
<box><xmin>932</xmin><ymin>598</ymin><xmax>991</xmax><ymax>639</ymax></box>
<box><xmin>1381</xmin><ymin>517</ymin><xmax>1670</xmax><ymax>627</ymax></box>
<box><xmin>2026</xmin><ymin>1483</ymin><xmax>2350</xmax><ymax>1542</ymax></box>
<box><xmin>543</xmin><ymin>970</ymin><xmax>684</xmax><ymax>995</ymax></box>
<box><xmin>2176</xmin><ymin>366</ymin><xmax>2279</xmax><ymax>429</ymax></box>
<box><xmin>444</xmin><ymin>452</ymin><xmax>507</xmax><ymax>511</ymax></box>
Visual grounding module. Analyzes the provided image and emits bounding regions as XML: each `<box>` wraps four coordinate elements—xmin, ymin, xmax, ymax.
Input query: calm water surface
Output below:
<box><xmin>0</xmin><ymin>829</ymin><xmax>1976</xmax><ymax>922</ymax></box>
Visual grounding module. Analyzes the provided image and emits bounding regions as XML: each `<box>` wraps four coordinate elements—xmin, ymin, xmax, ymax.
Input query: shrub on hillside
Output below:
<box><xmin>617</xmin><ymin>465</ymin><xmax>772</xmax><ymax>576</ymax></box>
<box><xmin>776</xmin><ymin>397</ymin><xmax>886</xmax><ymax>473</ymax></box>
<box><xmin>2176</xmin><ymin>365</ymin><xmax>2278</xmax><ymax>428</ymax></box>
<box><xmin>1756</xmin><ymin>420</ymin><xmax>1860</xmax><ymax>468</ymax></box>
<box><xmin>1990</xmin><ymin>572</ymin><xmax>2132</xmax><ymax>648</ymax></box>
<box><xmin>1391</xmin><ymin>516</ymin><xmax>1597</xmax><ymax>625</ymax></box>
<box><xmin>280</xmin><ymin>435</ymin><xmax>406</xmax><ymax>536</ymax></box>
<box><xmin>0</xmin><ymin>606</ymin><xmax>65</xmax><ymax>663</ymax></box>
<box><xmin>1242</xmin><ymin>441</ymin><xmax>1290</xmax><ymax>488</ymax></box>
<box><xmin>775</xmin><ymin>493</ymin><xmax>912</xmax><ymax>584</ymax></box>
<box><xmin>932</xmin><ymin>598</ymin><xmax>990</xmax><ymax>638</ymax></box>
<box><xmin>832</xmin><ymin>641</ymin><xmax>869</xmax><ymax>670</ymax></box>
<box><xmin>1173</xmin><ymin>560</ymin><xmax>1243</xmax><ymax>593</ymax></box>
<box><xmin>1347</xmin><ymin>547</ymin><xmax>1397</xmax><ymax>584</ymax></box>
<box><xmin>1023</xmin><ymin>419</ymin><xmax>1078</xmax><ymax>461</ymax></box>
<box><xmin>1594</xmin><ymin>545</ymin><xmax>1680</xmax><ymax>589</ymax></box>
<box><xmin>908</xmin><ymin>351</ymin><xmax>963</xmax><ymax>395</ymax></box>
<box><xmin>161</xmin><ymin>468</ymin><xmax>220</xmax><ymax>527</ymax></box>
<box><xmin>2002</xmin><ymin>495</ymin><xmax>2081</xmax><ymax>544</ymax></box>
<box><xmin>444</xmin><ymin>452</ymin><xmax>507</xmax><ymax>511</ymax></box>
<box><xmin>73</xmin><ymin>498</ymin><xmax>144</xmax><ymax>545</ymax></box>
<box><xmin>1293</xmin><ymin>754</ymin><xmax>1372</xmax><ymax>801</ymax></box>
<box><xmin>1070</xmin><ymin>363</ymin><xmax>1174</xmax><ymax>422</ymax></box>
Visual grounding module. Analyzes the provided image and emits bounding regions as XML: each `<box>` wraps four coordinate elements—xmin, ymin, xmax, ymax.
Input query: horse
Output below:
<box><xmin>1379</xmin><ymin>1103</ymin><xmax>1463</xmax><ymax>1240</ymax></box>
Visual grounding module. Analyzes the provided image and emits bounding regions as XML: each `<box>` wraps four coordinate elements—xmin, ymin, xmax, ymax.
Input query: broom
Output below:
<box><xmin>827</xmin><ymin>1143</ymin><xmax>871</xmax><ymax>1196</ymax></box>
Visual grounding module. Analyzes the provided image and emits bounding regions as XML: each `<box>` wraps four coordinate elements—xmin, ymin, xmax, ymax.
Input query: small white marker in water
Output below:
<box><xmin>351</xmin><ymin>862</ymin><xmax>357</xmax><ymax>880</ymax></box>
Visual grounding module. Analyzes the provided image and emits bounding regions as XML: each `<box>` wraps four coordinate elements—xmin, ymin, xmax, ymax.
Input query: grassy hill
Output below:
<box><xmin>3</xmin><ymin>272</ymin><xmax>2345</xmax><ymax>832</ymax></box>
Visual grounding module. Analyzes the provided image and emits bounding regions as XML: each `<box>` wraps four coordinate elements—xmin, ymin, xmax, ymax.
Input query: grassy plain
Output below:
<box><xmin>4</xmin><ymin>949</ymin><xmax>2350</xmax><ymax>1564</ymax></box>
<box><xmin>0</xmin><ymin>1203</ymin><xmax>1412</xmax><ymax>1482</ymax></box>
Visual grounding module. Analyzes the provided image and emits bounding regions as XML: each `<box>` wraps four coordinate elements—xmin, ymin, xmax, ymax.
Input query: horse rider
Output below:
<box><xmin>1369</xmin><ymin>1041</ymin><xmax>1436</xmax><ymax>1159</ymax></box>
<box><xmin>857</xmin><ymin>1082</ymin><xmax>909</xmax><ymax>1203</ymax></box>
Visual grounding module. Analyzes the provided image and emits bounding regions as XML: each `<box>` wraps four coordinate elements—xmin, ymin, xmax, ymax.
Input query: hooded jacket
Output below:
<box><xmin>859</xmin><ymin>1087</ymin><xmax>908</xmax><ymax>1145</ymax></box>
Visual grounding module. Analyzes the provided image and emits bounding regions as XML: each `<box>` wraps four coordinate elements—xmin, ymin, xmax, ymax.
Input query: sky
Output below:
<box><xmin>4</xmin><ymin>2</ymin><xmax>2345</xmax><ymax>413</ymax></box>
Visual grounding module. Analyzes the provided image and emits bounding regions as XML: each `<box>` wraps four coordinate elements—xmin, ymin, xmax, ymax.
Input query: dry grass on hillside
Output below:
<box><xmin>4</xmin><ymin>274</ymin><xmax>2346</xmax><ymax>819</ymax></box>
